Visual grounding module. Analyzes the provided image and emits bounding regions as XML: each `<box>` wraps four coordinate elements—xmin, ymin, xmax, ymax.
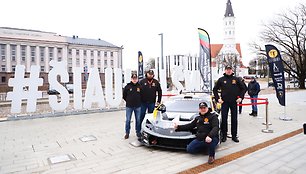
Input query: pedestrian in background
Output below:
<box><xmin>139</xmin><ymin>70</ymin><xmax>162</xmax><ymax>125</ymax></box>
<box><xmin>123</xmin><ymin>73</ymin><xmax>142</xmax><ymax>139</ymax></box>
<box><xmin>213</xmin><ymin>65</ymin><xmax>246</xmax><ymax>143</ymax></box>
<box><xmin>247</xmin><ymin>76</ymin><xmax>261</xmax><ymax>116</ymax></box>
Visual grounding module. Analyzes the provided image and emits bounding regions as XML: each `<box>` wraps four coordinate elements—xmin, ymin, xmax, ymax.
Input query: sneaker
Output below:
<box><xmin>124</xmin><ymin>134</ymin><xmax>129</xmax><ymax>139</ymax></box>
<box><xmin>208</xmin><ymin>156</ymin><xmax>215</xmax><ymax>164</ymax></box>
<box><xmin>232</xmin><ymin>136</ymin><xmax>239</xmax><ymax>143</ymax></box>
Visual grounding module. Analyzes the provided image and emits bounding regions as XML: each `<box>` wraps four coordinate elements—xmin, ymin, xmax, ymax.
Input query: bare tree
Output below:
<box><xmin>260</xmin><ymin>3</ymin><xmax>306</xmax><ymax>89</ymax></box>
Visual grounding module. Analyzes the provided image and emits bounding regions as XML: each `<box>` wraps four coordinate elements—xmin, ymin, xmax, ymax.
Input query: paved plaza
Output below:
<box><xmin>0</xmin><ymin>90</ymin><xmax>306</xmax><ymax>173</ymax></box>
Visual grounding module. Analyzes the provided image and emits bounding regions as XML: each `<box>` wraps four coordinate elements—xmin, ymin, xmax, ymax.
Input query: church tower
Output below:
<box><xmin>218</xmin><ymin>0</ymin><xmax>241</xmax><ymax>73</ymax></box>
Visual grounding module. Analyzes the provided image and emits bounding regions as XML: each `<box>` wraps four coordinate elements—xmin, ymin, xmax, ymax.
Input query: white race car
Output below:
<box><xmin>141</xmin><ymin>93</ymin><xmax>217</xmax><ymax>149</ymax></box>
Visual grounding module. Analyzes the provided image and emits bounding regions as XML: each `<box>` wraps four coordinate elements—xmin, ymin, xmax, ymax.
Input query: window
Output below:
<box><xmin>58</xmin><ymin>57</ymin><xmax>62</xmax><ymax>62</ymax></box>
<box><xmin>12</xmin><ymin>65</ymin><xmax>16</xmax><ymax>72</ymax></box>
<box><xmin>76</xmin><ymin>50</ymin><xmax>79</xmax><ymax>55</ymax></box>
<box><xmin>104</xmin><ymin>51</ymin><xmax>107</xmax><ymax>57</ymax></box>
<box><xmin>111</xmin><ymin>60</ymin><xmax>114</xmax><ymax>66</ymax></box>
<box><xmin>68</xmin><ymin>57</ymin><xmax>72</xmax><ymax>63</ymax></box>
<box><xmin>40</xmin><ymin>47</ymin><xmax>44</xmax><ymax>62</ymax></box>
<box><xmin>177</xmin><ymin>56</ymin><xmax>180</xmax><ymax>66</ymax></box>
<box><xmin>68</xmin><ymin>67</ymin><xmax>72</xmax><ymax>72</ymax></box>
<box><xmin>229</xmin><ymin>31</ymin><xmax>231</xmax><ymax>35</ymax></box>
<box><xmin>98</xmin><ymin>51</ymin><xmax>100</xmax><ymax>56</ymax></box>
<box><xmin>83</xmin><ymin>50</ymin><xmax>86</xmax><ymax>56</ymax></box>
<box><xmin>1</xmin><ymin>76</ymin><xmax>6</xmax><ymax>83</ymax></box>
<box><xmin>1</xmin><ymin>65</ymin><xmax>6</xmax><ymax>71</ymax></box>
<box><xmin>58</xmin><ymin>48</ymin><xmax>62</xmax><ymax>54</ymax></box>
<box><xmin>98</xmin><ymin>59</ymin><xmax>101</xmax><ymax>65</ymax></box>
<box><xmin>21</xmin><ymin>45</ymin><xmax>26</xmax><ymax>62</ymax></box>
<box><xmin>91</xmin><ymin>51</ymin><xmax>94</xmax><ymax>56</ymax></box>
<box><xmin>174</xmin><ymin>55</ymin><xmax>176</xmax><ymax>65</ymax></box>
<box><xmin>11</xmin><ymin>45</ymin><xmax>16</xmax><ymax>61</ymax></box>
<box><xmin>49</xmin><ymin>47</ymin><xmax>53</xmax><ymax>60</ymax></box>
<box><xmin>83</xmin><ymin>59</ymin><xmax>86</xmax><ymax>64</ymax></box>
<box><xmin>104</xmin><ymin>60</ymin><xmax>107</xmax><ymax>66</ymax></box>
<box><xmin>98</xmin><ymin>67</ymin><xmax>101</xmax><ymax>72</ymax></box>
<box><xmin>31</xmin><ymin>46</ymin><xmax>35</xmax><ymax>62</ymax></box>
<box><xmin>76</xmin><ymin>58</ymin><xmax>80</xmax><ymax>64</ymax></box>
<box><xmin>0</xmin><ymin>44</ymin><xmax>6</xmax><ymax>61</ymax></box>
<box><xmin>41</xmin><ymin>66</ymin><xmax>45</xmax><ymax>72</ymax></box>
<box><xmin>91</xmin><ymin>59</ymin><xmax>94</xmax><ymax>65</ymax></box>
<box><xmin>110</xmin><ymin>52</ymin><xmax>113</xmax><ymax>57</ymax></box>
<box><xmin>229</xmin><ymin>21</ymin><xmax>231</xmax><ymax>25</ymax></box>
<box><xmin>68</xmin><ymin>49</ymin><xmax>72</xmax><ymax>55</ymax></box>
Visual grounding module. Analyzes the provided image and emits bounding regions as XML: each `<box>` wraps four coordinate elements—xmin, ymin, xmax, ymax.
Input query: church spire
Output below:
<box><xmin>224</xmin><ymin>0</ymin><xmax>234</xmax><ymax>17</ymax></box>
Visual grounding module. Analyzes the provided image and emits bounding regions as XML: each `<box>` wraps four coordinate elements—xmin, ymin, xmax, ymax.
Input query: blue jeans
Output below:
<box><xmin>125</xmin><ymin>107</ymin><xmax>141</xmax><ymax>135</ymax></box>
<box><xmin>250</xmin><ymin>95</ymin><xmax>258</xmax><ymax>112</ymax></box>
<box><xmin>140</xmin><ymin>103</ymin><xmax>155</xmax><ymax>124</ymax></box>
<box><xmin>221</xmin><ymin>101</ymin><xmax>238</xmax><ymax>137</ymax></box>
<box><xmin>186</xmin><ymin>137</ymin><xmax>219</xmax><ymax>157</ymax></box>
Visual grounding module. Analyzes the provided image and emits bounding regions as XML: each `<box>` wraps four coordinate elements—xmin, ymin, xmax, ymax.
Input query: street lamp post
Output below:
<box><xmin>158</xmin><ymin>33</ymin><xmax>164</xmax><ymax>70</ymax></box>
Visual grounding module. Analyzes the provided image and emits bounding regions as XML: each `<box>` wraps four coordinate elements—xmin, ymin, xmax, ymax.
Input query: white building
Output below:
<box><xmin>0</xmin><ymin>27</ymin><xmax>122</xmax><ymax>91</ymax></box>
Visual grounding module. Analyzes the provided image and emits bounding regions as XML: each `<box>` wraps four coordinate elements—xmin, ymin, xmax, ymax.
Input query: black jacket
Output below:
<box><xmin>247</xmin><ymin>80</ymin><xmax>260</xmax><ymax>96</ymax></box>
<box><xmin>139</xmin><ymin>78</ymin><xmax>162</xmax><ymax>103</ymax></box>
<box><xmin>123</xmin><ymin>82</ymin><xmax>142</xmax><ymax>107</ymax></box>
<box><xmin>176</xmin><ymin>112</ymin><xmax>219</xmax><ymax>140</ymax></box>
<box><xmin>213</xmin><ymin>73</ymin><xmax>247</xmax><ymax>103</ymax></box>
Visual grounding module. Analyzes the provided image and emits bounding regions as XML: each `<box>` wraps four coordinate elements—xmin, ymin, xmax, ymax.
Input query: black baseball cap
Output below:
<box><xmin>225</xmin><ymin>65</ymin><xmax>232</xmax><ymax>70</ymax></box>
<box><xmin>147</xmin><ymin>70</ymin><xmax>154</xmax><ymax>75</ymax></box>
<box><xmin>131</xmin><ymin>74</ymin><xmax>137</xmax><ymax>78</ymax></box>
<box><xmin>199</xmin><ymin>102</ymin><xmax>208</xmax><ymax>108</ymax></box>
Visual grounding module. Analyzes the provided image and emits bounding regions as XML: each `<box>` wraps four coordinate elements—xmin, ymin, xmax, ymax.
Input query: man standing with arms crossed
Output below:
<box><xmin>213</xmin><ymin>65</ymin><xmax>246</xmax><ymax>143</ymax></box>
<box><xmin>139</xmin><ymin>70</ymin><xmax>162</xmax><ymax>125</ymax></box>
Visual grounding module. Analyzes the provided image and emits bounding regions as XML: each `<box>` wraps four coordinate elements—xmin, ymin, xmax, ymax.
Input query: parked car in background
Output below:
<box><xmin>47</xmin><ymin>84</ymin><xmax>74</xmax><ymax>95</ymax></box>
<box><xmin>268</xmin><ymin>81</ymin><xmax>274</xmax><ymax>87</ymax></box>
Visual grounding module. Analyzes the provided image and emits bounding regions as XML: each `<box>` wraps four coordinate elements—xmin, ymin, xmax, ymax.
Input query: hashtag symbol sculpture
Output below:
<box><xmin>7</xmin><ymin>65</ymin><xmax>43</xmax><ymax>113</ymax></box>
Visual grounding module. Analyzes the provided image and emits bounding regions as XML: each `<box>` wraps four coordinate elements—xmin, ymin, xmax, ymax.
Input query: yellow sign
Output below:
<box><xmin>139</xmin><ymin>55</ymin><xmax>143</xmax><ymax>62</ymax></box>
<box><xmin>268</xmin><ymin>49</ymin><xmax>278</xmax><ymax>58</ymax></box>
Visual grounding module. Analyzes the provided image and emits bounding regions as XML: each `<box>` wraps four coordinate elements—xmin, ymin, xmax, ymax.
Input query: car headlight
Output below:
<box><xmin>145</xmin><ymin>119</ymin><xmax>153</xmax><ymax>129</ymax></box>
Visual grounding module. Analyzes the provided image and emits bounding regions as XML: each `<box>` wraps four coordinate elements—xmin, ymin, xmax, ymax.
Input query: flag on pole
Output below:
<box><xmin>198</xmin><ymin>28</ymin><xmax>212</xmax><ymax>93</ymax></box>
<box><xmin>138</xmin><ymin>51</ymin><xmax>144</xmax><ymax>80</ymax></box>
<box><xmin>265</xmin><ymin>44</ymin><xmax>286</xmax><ymax>106</ymax></box>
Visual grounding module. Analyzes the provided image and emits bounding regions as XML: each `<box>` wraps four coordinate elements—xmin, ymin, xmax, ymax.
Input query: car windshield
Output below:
<box><xmin>165</xmin><ymin>99</ymin><xmax>209</xmax><ymax>112</ymax></box>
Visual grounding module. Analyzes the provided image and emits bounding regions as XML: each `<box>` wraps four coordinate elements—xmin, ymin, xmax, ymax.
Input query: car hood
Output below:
<box><xmin>142</xmin><ymin>111</ymin><xmax>197</xmax><ymax>137</ymax></box>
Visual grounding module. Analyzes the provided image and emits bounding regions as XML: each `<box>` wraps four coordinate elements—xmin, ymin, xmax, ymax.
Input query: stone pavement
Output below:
<box><xmin>0</xmin><ymin>90</ymin><xmax>306</xmax><ymax>174</ymax></box>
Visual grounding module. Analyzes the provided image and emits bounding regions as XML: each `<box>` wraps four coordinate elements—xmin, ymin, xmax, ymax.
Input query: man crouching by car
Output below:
<box><xmin>174</xmin><ymin>102</ymin><xmax>219</xmax><ymax>164</ymax></box>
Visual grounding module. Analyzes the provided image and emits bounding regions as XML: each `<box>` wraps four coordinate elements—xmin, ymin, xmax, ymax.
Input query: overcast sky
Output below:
<box><xmin>1</xmin><ymin>0</ymin><xmax>304</xmax><ymax>70</ymax></box>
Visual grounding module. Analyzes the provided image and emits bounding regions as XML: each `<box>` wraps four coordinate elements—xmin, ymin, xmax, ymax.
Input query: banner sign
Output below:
<box><xmin>265</xmin><ymin>44</ymin><xmax>285</xmax><ymax>106</ymax></box>
<box><xmin>138</xmin><ymin>51</ymin><xmax>144</xmax><ymax>80</ymax></box>
<box><xmin>198</xmin><ymin>28</ymin><xmax>212</xmax><ymax>92</ymax></box>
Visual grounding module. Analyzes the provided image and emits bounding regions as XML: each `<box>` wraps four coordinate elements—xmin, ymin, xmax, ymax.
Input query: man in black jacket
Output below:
<box><xmin>213</xmin><ymin>65</ymin><xmax>246</xmax><ymax>143</ymax></box>
<box><xmin>174</xmin><ymin>102</ymin><xmax>219</xmax><ymax>164</ymax></box>
<box><xmin>123</xmin><ymin>74</ymin><xmax>142</xmax><ymax>139</ymax></box>
<box><xmin>139</xmin><ymin>70</ymin><xmax>162</xmax><ymax>124</ymax></box>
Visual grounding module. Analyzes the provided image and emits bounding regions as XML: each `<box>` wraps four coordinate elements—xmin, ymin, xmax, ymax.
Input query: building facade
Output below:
<box><xmin>0</xmin><ymin>27</ymin><xmax>122</xmax><ymax>92</ymax></box>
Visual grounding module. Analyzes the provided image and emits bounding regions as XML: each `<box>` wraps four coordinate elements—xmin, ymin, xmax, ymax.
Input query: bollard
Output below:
<box><xmin>262</xmin><ymin>98</ymin><xmax>273</xmax><ymax>133</ymax></box>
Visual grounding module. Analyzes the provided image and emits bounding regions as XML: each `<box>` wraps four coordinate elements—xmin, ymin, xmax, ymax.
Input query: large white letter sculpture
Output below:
<box><xmin>171</xmin><ymin>66</ymin><xmax>184</xmax><ymax>93</ymax></box>
<box><xmin>7</xmin><ymin>65</ymin><xmax>43</xmax><ymax>113</ymax></box>
<box><xmin>83</xmin><ymin>68</ymin><xmax>105</xmax><ymax>109</ymax></box>
<box><xmin>73</xmin><ymin>67</ymin><xmax>83</xmax><ymax>110</ymax></box>
<box><xmin>48</xmin><ymin>60</ymin><xmax>69</xmax><ymax>111</ymax></box>
<box><xmin>105</xmin><ymin>67</ymin><xmax>122</xmax><ymax>107</ymax></box>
